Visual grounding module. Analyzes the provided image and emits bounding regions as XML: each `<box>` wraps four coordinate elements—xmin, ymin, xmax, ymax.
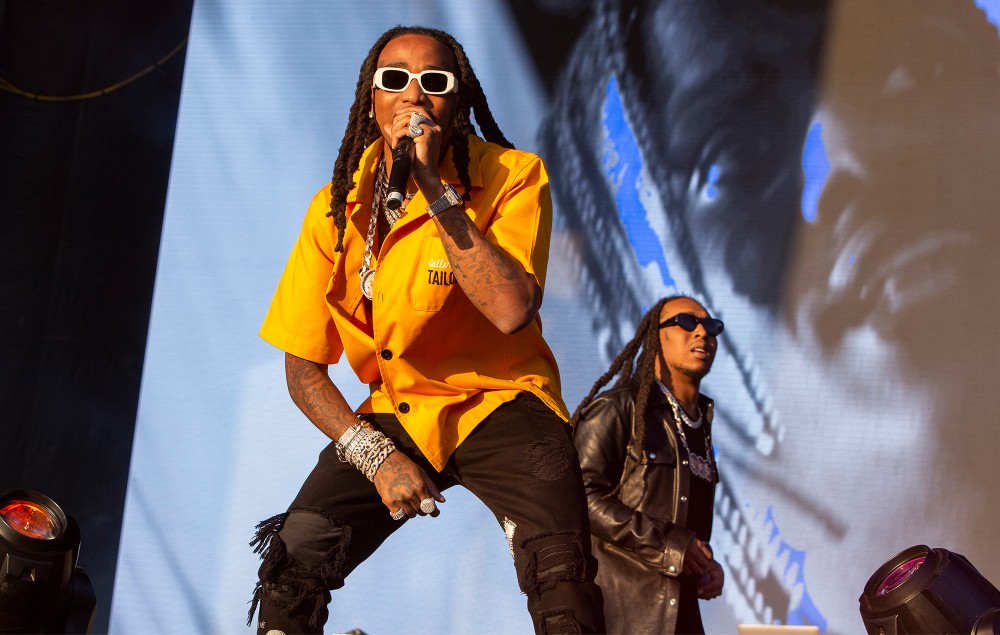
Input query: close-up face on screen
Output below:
<box><xmin>541</xmin><ymin>0</ymin><xmax>1000</xmax><ymax>630</ymax></box>
<box><xmin>107</xmin><ymin>1</ymin><xmax>1000</xmax><ymax>633</ymax></box>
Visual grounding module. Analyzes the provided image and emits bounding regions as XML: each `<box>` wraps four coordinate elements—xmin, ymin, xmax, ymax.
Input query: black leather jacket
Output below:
<box><xmin>573</xmin><ymin>380</ymin><xmax>716</xmax><ymax>634</ymax></box>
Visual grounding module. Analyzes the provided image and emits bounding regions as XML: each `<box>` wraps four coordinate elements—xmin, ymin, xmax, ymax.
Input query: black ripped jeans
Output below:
<box><xmin>249</xmin><ymin>393</ymin><xmax>605</xmax><ymax>635</ymax></box>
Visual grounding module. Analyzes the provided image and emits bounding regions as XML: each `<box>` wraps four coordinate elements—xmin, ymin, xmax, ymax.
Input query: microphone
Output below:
<box><xmin>386</xmin><ymin>138</ymin><xmax>412</xmax><ymax>210</ymax></box>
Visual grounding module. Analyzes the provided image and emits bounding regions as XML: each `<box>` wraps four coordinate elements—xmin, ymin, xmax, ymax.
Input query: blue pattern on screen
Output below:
<box><xmin>801</xmin><ymin>121</ymin><xmax>830</xmax><ymax>222</ymax></box>
<box><xmin>976</xmin><ymin>0</ymin><xmax>1000</xmax><ymax>33</ymax></box>
<box><xmin>768</xmin><ymin>508</ymin><xmax>828</xmax><ymax>630</ymax></box>
<box><xmin>601</xmin><ymin>77</ymin><xmax>675</xmax><ymax>289</ymax></box>
<box><xmin>706</xmin><ymin>163</ymin><xmax>721</xmax><ymax>201</ymax></box>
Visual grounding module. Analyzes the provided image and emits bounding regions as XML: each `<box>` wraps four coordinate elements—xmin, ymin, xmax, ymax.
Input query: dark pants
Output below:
<box><xmin>249</xmin><ymin>393</ymin><xmax>605</xmax><ymax>634</ymax></box>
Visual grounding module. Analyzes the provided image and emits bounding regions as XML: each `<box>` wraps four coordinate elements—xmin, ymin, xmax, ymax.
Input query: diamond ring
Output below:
<box><xmin>408</xmin><ymin>112</ymin><xmax>430</xmax><ymax>137</ymax></box>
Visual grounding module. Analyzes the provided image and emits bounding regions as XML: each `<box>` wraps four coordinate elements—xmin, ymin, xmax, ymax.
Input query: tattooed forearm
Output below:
<box><xmin>284</xmin><ymin>353</ymin><xmax>357</xmax><ymax>440</ymax></box>
<box><xmin>433</xmin><ymin>208</ymin><xmax>541</xmax><ymax>333</ymax></box>
<box><xmin>438</xmin><ymin>210</ymin><xmax>475</xmax><ymax>250</ymax></box>
<box><xmin>286</xmin><ymin>355</ymin><xmax>328</xmax><ymax>405</ymax></box>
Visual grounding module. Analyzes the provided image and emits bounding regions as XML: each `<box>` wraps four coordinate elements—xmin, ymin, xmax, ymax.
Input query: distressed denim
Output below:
<box><xmin>249</xmin><ymin>393</ymin><xmax>605</xmax><ymax>635</ymax></box>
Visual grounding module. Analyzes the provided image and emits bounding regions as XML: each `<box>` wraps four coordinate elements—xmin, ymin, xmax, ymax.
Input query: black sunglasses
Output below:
<box><xmin>659</xmin><ymin>313</ymin><xmax>724</xmax><ymax>336</ymax></box>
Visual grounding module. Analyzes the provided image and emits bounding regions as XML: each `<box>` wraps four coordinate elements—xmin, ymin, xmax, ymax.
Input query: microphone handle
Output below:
<box><xmin>386</xmin><ymin>138</ymin><xmax>412</xmax><ymax>210</ymax></box>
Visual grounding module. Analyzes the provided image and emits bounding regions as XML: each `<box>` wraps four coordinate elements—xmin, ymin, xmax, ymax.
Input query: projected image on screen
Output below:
<box><xmin>111</xmin><ymin>1</ymin><xmax>1000</xmax><ymax>633</ymax></box>
<box><xmin>538</xmin><ymin>0</ymin><xmax>1000</xmax><ymax>632</ymax></box>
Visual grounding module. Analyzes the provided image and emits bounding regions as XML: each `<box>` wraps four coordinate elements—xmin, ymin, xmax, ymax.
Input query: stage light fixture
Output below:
<box><xmin>859</xmin><ymin>544</ymin><xmax>1000</xmax><ymax>635</ymax></box>
<box><xmin>0</xmin><ymin>489</ymin><xmax>95</xmax><ymax>634</ymax></box>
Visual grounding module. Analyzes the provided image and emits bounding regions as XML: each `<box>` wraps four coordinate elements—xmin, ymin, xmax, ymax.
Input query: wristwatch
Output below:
<box><xmin>426</xmin><ymin>184</ymin><xmax>462</xmax><ymax>217</ymax></box>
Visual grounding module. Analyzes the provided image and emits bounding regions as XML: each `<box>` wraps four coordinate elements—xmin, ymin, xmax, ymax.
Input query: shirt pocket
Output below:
<box><xmin>410</xmin><ymin>235</ymin><xmax>458</xmax><ymax>312</ymax></box>
<box><xmin>635</xmin><ymin>446</ymin><xmax>676</xmax><ymax>466</ymax></box>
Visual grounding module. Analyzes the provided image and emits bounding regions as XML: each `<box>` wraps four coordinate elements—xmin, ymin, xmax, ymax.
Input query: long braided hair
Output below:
<box><xmin>572</xmin><ymin>295</ymin><xmax>692</xmax><ymax>462</ymax></box>
<box><xmin>327</xmin><ymin>25</ymin><xmax>513</xmax><ymax>252</ymax></box>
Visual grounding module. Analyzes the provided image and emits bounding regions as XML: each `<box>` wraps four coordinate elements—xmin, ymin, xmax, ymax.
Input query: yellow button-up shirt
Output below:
<box><xmin>261</xmin><ymin>135</ymin><xmax>568</xmax><ymax>471</ymax></box>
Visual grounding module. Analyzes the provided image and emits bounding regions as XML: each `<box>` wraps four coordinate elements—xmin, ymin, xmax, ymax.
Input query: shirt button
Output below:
<box><xmin>669</xmin><ymin>598</ymin><xmax>677</xmax><ymax>606</ymax></box>
<box><xmin>380</xmin><ymin>350</ymin><xmax>393</xmax><ymax>360</ymax></box>
<box><xmin>668</xmin><ymin>565</ymin><xmax>676</xmax><ymax>573</ymax></box>
<box><xmin>680</xmin><ymin>495</ymin><xmax>688</xmax><ymax>502</ymax></box>
<box><xmin>682</xmin><ymin>459</ymin><xmax>689</xmax><ymax>466</ymax></box>
<box><xmin>398</xmin><ymin>402</ymin><xmax>410</xmax><ymax>414</ymax></box>
<box><xmin>649</xmin><ymin>452</ymin><xmax>656</xmax><ymax>459</ymax></box>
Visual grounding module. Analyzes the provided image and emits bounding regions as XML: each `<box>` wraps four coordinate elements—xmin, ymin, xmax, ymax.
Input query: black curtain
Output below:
<box><xmin>0</xmin><ymin>1</ymin><xmax>193</xmax><ymax>630</ymax></box>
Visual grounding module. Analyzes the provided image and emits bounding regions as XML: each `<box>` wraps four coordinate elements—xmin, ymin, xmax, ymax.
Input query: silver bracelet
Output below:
<box><xmin>358</xmin><ymin>431</ymin><xmax>395</xmax><ymax>481</ymax></box>
<box><xmin>335</xmin><ymin>423</ymin><xmax>364</xmax><ymax>462</ymax></box>
<box><xmin>335</xmin><ymin>421</ymin><xmax>396</xmax><ymax>480</ymax></box>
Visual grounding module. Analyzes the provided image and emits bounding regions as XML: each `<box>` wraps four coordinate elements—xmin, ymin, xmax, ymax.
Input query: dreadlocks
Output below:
<box><xmin>327</xmin><ymin>25</ymin><xmax>514</xmax><ymax>252</ymax></box>
<box><xmin>571</xmin><ymin>295</ymin><xmax>693</xmax><ymax>455</ymax></box>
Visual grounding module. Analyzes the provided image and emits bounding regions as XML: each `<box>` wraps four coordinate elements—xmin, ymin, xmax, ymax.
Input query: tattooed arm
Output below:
<box><xmin>385</xmin><ymin>107</ymin><xmax>541</xmax><ymax>334</ymax></box>
<box><xmin>284</xmin><ymin>353</ymin><xmax>444</xmax><ymax>517</ymax></box>
<box><xmin>428</xmin><ymin>188</ymin><xmax>542</xmax><ymax>334</ymax></box>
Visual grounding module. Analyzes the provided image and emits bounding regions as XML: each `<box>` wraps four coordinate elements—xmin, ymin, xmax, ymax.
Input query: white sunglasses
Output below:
<box><xmin>373</xmin><ymin>67</ymin><xmax>458</xmax><ymax>95</ymax></box>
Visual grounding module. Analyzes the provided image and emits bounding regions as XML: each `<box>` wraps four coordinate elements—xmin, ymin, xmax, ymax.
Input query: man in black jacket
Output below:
<box><xmin>573</xmin><ymin>295</ymin><xmax>725</xmax><ymax>634</ymax></box>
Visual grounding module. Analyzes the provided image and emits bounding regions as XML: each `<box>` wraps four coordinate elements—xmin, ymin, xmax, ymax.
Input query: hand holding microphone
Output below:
<box><xmin>386</xmin><ymin>112</ymin><xmax>432</xmax><ymax>210</ymax></box>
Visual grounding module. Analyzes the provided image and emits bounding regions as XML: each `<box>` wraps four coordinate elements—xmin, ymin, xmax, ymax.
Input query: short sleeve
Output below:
<box><xmin>483</xmin><ymin>156</ymin><xmax>552</xmax><ymax>291</ymax></box>
<box><xmin>259</xmin><ymin>186</ymin><xmax>345</xmax><ymax>364</ymax></box>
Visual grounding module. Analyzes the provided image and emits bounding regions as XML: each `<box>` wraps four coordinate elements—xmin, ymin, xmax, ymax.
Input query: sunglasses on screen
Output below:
<box><xmin>373</xmin><ymin>68</ymin><xmax>458</xmax><ymax>95</ymax></box>
<box><xmin>658</xmin><ymin>313</ymin><xmax>725</xmax><ymax>336</ymax></box>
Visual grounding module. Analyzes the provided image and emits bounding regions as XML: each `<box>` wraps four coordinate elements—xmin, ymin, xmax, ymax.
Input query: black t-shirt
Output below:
<box><xmin>679</xmin><ymin>419</ymin><xmax>715</xmax><ymax>541</ymax></box>
<box><xmin>671</xmin><ymin>416</ymin><xmax>716</xmax><ymax>635</ymax></box>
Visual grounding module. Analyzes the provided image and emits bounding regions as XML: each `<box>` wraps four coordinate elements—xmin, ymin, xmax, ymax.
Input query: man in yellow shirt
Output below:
<box><xmin>247</xmin><ymin>25</ymin><xmax>604</xmax><ymax>635</ymax></box>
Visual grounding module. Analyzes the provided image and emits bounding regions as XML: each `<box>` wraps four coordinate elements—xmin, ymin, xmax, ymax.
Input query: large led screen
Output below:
<box><xmin>110</xmin><ymin>1</ymin><xmax>1000</xmax><ymax>633</ymax></box>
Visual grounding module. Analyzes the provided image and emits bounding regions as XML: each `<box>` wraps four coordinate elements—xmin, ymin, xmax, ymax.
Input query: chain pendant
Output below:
<box><xmin>689</xmin><ymin>454</ymin><xmax>715</xmax><ymax>481</ymax></box>
<box><xmin>360</xmin><ymin>268</ymin><xmax>375</xmax><ymax>300</ymax></box>
<box><xmin>656</xmin><ymin>378</ymin><xmax>716</xmax><ymax>482</ymax></box>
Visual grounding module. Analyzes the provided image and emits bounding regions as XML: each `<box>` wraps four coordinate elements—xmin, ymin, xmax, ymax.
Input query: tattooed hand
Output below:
<box><xmin>282</xmin><ymin>353</ymin><xmax>447</xmax><ymax>519</ymax></box>
<box><xmin>373</xmin><ymin>451</ymin><xmax>445</xmax><ymax>519</ymax></box>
